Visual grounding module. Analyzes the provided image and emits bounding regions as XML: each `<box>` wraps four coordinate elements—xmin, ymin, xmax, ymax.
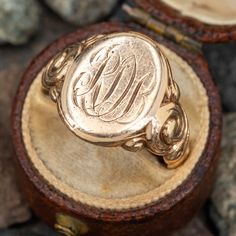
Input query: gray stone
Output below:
<box><xmin>44</xmin><ymin>0</ymin><xmax>118</xmax><ymax>26</ymax></box>
<box><xmin>204</xmin><ymin>43</ymin><xmax>236</xmax><ymax>112</ymax></box>
<box><xmin>0</xmin><ymin>0</ymin><xmax>40</xmax><ymax>45</ymax></box>
<box><xmin>0</xmin><ymin>65</ymin><xmax>31</xmax><ymax>228</ymax></box>
<box><xmin>0</xmin><ymin>221</ymin><xmax>59</xmax><ymax>236</ymax></box>
<box><xmin>210</xmin><ymin>113</ymin><xmax>236</xmax><ymax>236</ymax></box>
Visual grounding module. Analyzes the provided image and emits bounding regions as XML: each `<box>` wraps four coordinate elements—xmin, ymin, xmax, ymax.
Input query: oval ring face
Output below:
<box><xmin>59</xmin><ymin>32</ymin><xmax>166</xmax><ymax>143</ymax></box>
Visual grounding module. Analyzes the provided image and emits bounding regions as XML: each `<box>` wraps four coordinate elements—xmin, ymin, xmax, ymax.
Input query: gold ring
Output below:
<box><xmin>42</xmin><ymin>32</ymin><xmax>190</xmax><ymax>168</ymax></box>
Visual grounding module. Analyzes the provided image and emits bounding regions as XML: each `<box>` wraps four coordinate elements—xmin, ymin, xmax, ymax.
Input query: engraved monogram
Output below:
<box><xmin>72</xmin><ymin>44</ymin><xmax>156</xmax><ymax>123</ymax></box>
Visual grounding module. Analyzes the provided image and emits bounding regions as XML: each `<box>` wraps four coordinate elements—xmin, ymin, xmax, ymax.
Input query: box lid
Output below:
<box><xmin>130</xmin><ymin>0</ymin><xmax>236</xmax><ymax>43</ymax></box>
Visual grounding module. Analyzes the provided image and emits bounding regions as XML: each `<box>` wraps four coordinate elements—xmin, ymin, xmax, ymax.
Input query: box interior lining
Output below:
<box><xmin>161</xmin><ymin>0</ymin><xmax>236</xmax><ymax>25</ymax></box>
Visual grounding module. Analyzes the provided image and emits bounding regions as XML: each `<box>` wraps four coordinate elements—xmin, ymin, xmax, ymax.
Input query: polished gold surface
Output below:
<box><xmin>42</xmin><ymin>32</ymin><xmax>189</xmax><ymax>168</ymax></box>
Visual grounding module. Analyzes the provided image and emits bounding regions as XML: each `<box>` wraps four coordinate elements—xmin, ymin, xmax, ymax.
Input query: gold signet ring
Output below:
<box><xmin>42</xmin><ymin>32</ymin><xmax>190</xmax><ymax>168</ymax></box>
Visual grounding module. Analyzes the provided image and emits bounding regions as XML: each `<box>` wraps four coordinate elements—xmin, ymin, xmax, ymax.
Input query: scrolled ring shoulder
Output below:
<box><xmin>42</xmin><ymin>31</ymin><xmax>190</xmax><ymax>169</ymax></box>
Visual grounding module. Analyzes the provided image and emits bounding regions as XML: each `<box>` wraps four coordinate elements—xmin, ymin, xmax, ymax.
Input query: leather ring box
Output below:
<box><xmin>11</xmin><ymin>1</ymin><xmax>228</xmax><ymax>235</ymax></box>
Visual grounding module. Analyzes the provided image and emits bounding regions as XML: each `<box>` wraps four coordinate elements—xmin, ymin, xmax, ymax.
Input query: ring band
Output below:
<box><xmin>42</xmin><ymin>32</ymin><xmax>190</xmax><ymax>168</ymax></box>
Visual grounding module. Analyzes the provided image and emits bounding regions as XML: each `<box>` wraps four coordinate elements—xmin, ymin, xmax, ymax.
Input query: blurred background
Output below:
<box><xmin>0</xmin><ymin>0</ymin><xmax>236</xmax><ymax>235</ymax></box>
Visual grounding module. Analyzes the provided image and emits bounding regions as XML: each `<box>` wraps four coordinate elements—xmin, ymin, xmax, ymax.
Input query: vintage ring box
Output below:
<box><xmin>11</xmin><ymin>0</ymin><xmax>229</xmax><ymax>235</ymax></box>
